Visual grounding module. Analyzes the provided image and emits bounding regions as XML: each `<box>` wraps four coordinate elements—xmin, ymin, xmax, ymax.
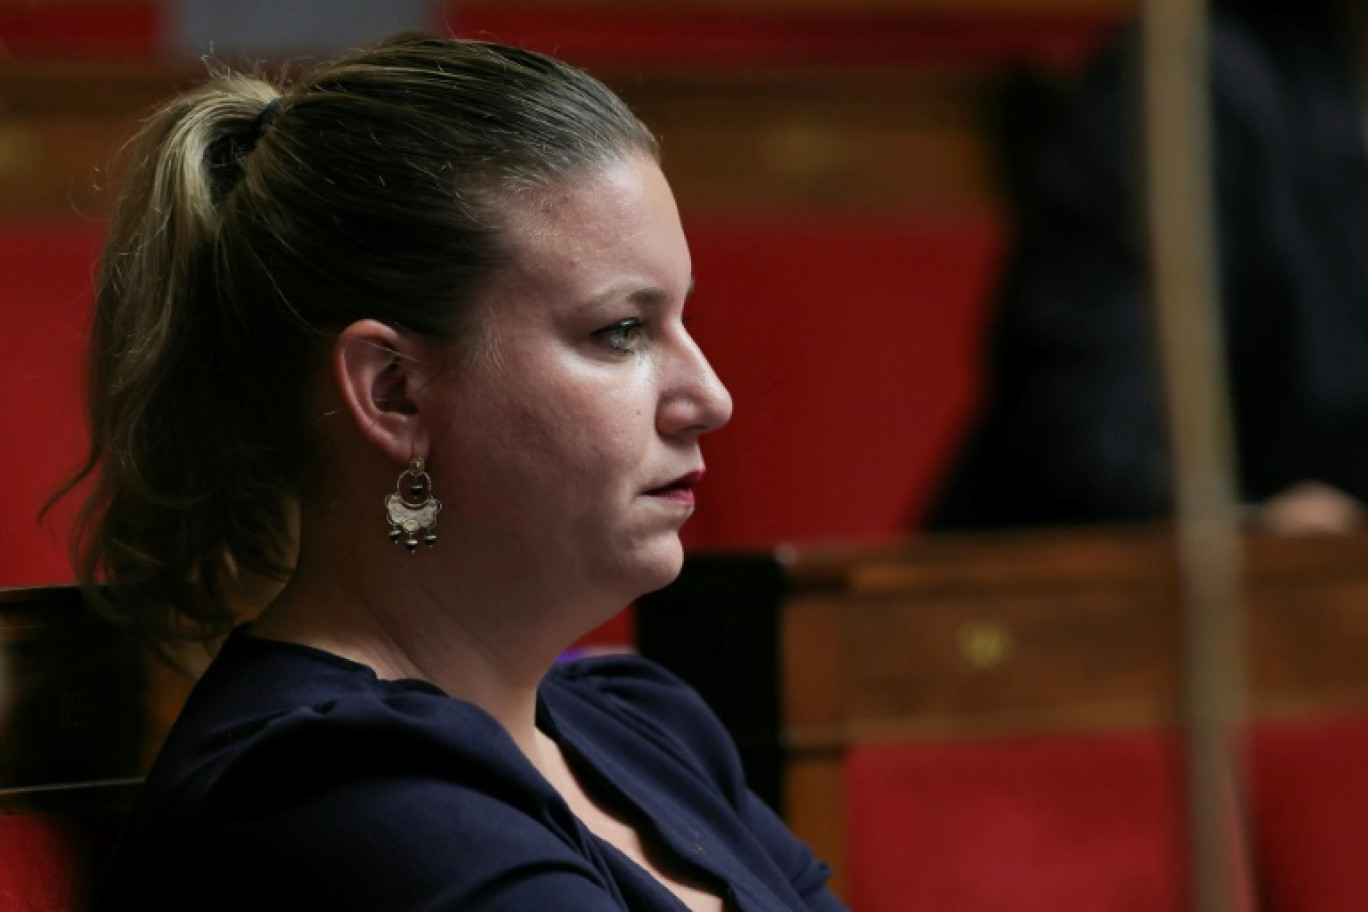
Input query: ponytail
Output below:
<box><xmin>65</xmin><ymin>75</ymin><xmax>294</xmax><ymax>648</ymax></box>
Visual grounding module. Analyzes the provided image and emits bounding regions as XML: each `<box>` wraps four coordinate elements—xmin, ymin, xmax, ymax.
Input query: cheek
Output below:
<box><xmin>439</xmin><ymin>336</ymin><xmax>660</xmax><ymax>498</ymax></box>
<box><xmin>473</xmin><ymin>378</ymin><xmax>645</xmax><ymax>484</ymax></box>
<box><xmin>536</xmin><ymin>397</ymin><xmax>643</xmax><ymax>480</ymax></box>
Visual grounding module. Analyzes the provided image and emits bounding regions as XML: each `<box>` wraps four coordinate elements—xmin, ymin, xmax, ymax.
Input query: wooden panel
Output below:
<box><xmin>0</xmin><ymin>118</ymin><xmax>132</xmax><ymax>217</ymax></box>
<box><xmin>0</xmin><ymin>781</ymin><xmax>141</xmax><ymax>815</ymax></box>
<box><xmin>0</xmin><ymin>60</ymin><xmax>191</xmax><ymax>218</ymax></box>
<box><xmin>1250</xmin><ymin>579</ymin><xmax>1368</xmax><ymax>717</ymax></box>
<box><xmin>851</xmin><ymin>588</ymin><xmax>1178</xmax><ymax>736</ymax></box>
<box><xmin>782</xmin><ymin>595</ymin><xmax>852</xmax><ymax>736</ymax></box>
<box><xmin>0</xmin><ymin>60</ymin><xmax>185</xmax><ymax>117</ymax></box>
<box><xmin>623</xmin><ymin>69</ymin><xmax>999</xmax><ymax>215</ymax></box>
<box><xmin>0</xmin><ymin>586</ymin><xmax>192</xmax><ymax>804</ymax></box>
<box><xmin>784</xmin><ymin>754</ymin><xmax>847</xmax><ymax>900</ymax></box>
<box><xmin>784</xmin><ymin>585</ymin><xmax>1180</xmax><ymax>745</ymax></box>
<box><xmin>0</xmin><ymin>587</ymin><xmax>144</xmax><ymax>791</ymax></box>
<box><xmin>0</xmin><ymin>60</ymin><xmax>1005</xmax><ymax>217</ymax></box>
<box><xmin>776</xmin><ymin>530</ymin><xmax>1368</xmax><ymax>745</ymax></box>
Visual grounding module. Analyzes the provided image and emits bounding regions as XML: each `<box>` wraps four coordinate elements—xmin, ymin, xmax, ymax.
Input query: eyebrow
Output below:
<box><xmin>591</xmin><ymin>277</ymin><xmax>695</xmax><ymax>309</ymax></box>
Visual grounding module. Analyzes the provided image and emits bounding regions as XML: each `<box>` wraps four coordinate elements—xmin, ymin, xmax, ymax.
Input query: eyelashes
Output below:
<box><xmin>591</xmin><ymin>315</ymin><xmax>693</xmax><ymax>356</ymax></box>
<box><xmin>592</xmin><ymin>317</ymin><xmax>645</xmax><ymax>355</ymax></box>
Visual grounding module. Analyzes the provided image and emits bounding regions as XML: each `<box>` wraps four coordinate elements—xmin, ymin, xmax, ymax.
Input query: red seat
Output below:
<box><xmin>0</xmin><ymin>798</ymin><xmax>134</xmax><ymax>912</ymax></box>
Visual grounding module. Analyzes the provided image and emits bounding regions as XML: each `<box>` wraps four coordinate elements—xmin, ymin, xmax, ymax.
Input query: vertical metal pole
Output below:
<box><xmin>1140</xmin><ymin>1</ymin><xmax>1249</xmax><ymax>911</ymax></box>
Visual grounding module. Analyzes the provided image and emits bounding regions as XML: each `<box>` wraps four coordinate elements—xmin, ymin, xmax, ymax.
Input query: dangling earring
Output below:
<box><xmin>385</xmin><ymin>457</ymin><xmax>442</xmax><ymax>552</ymax></box>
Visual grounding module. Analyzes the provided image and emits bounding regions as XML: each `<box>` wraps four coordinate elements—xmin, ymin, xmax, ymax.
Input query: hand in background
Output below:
<box><xmin>1254</xmin><ymin>481</ymin><xmax>1364</xmax><ymax>536</ymax></box>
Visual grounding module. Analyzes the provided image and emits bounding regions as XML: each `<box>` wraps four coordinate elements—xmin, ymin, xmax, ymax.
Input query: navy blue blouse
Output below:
<box><xmin>99</xmin><ymin>631</ymin><xmax>846</xmax><ymax>911</ymax></box>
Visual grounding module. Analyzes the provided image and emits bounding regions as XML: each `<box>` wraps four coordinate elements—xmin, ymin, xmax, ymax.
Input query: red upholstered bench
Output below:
<box><xmin>843</xmin><ymin>732</ymin><xmax>1188</xmax><ymax>911</ymax></box>
<box><xmin>1247</xmin><ymin>715</ymin><xmax>1368</xmax><ymax>912</ymax></box>
<box><xmin>838</xmin><ymin>717</ymin><xmax>1368</xmax><ymax>912</ymax></box>
<box><xmin>0</xmin><ymin>791</ymin><xmax>136</xmax><ymax>911</ymax></box>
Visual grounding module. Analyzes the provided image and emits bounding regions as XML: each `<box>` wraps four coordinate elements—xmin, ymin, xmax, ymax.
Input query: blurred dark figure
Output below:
<box><xmin>930</xmin><ymin>0</ymin><xmax>1368</xmax><ymax>535</ymax></box>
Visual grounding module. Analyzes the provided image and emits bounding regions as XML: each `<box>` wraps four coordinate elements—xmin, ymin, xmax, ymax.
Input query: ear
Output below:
<box><xmin>332</xmin><ymin>319</ymin><xmax>434</xmax><ymax>465</ymax></box>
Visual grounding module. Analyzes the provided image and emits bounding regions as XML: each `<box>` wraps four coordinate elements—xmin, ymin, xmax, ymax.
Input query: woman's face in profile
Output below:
<box><xmin>429</xmin><ymin>154</ymin><xmax>733</xmax><ymax>608</ymax></box>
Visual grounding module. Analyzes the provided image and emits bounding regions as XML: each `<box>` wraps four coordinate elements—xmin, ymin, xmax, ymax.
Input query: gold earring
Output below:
<box><xmin>385</xmin><ymin>457</ymin><xmax>442</xmax><ymax>552</ymax></box>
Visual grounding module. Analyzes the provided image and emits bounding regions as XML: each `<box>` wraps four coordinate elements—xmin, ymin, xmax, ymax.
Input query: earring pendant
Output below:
<box><xmin>385</xmin><ymin>457</ymin><xmax>442</xmax><ymax>552</ymax></box>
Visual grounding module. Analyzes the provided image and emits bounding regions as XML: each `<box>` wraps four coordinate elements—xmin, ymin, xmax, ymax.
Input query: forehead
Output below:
<box><xmin>493</xmin><ymin>155</ymin><xmax>689</xmax><ymax>301</ymax></box>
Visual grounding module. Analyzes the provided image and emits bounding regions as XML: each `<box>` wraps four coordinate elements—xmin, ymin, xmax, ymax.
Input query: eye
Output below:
<box><xmin>593</xmin><ymin>318</ymin><xmax>645</xmax><ymax>355</ymax></box>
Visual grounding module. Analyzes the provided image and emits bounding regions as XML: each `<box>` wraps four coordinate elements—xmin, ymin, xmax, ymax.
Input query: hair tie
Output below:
<box><xmin>253</xmin><ymin>97</ymin><xmax>285</xmax><ymax>142</ymax></box>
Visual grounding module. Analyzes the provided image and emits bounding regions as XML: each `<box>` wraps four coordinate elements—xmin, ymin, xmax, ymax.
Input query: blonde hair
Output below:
<box><xmin>59</xmin><ymin>33</ymin><xmax>657</xmax><ymax>648</ymax></box>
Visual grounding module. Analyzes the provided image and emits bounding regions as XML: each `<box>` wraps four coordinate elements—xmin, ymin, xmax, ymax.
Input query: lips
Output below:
<box><xmin>645</xmin><ymin>469</ymin><xmax>704</xmax><ymax>503</ymax></box>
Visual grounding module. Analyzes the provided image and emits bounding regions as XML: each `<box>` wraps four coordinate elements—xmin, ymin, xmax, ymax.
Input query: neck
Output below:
<box><xmin>250</xmin><ymin>500</ymin><xmax>599</xmax><ymax>760</ymax></box>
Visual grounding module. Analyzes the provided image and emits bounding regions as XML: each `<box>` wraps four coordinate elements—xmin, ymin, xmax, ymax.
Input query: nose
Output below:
<box><xmin>658</xmin><ymin>332</ymin><xmax>733</xmax><ymax>438</ymax></box>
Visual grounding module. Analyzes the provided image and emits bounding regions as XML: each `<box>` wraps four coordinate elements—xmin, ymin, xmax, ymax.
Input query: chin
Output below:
<box><xmin>622</xmin><ymin>536</ymin><xmax>686</xmax><ymax>600</ymax></box>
